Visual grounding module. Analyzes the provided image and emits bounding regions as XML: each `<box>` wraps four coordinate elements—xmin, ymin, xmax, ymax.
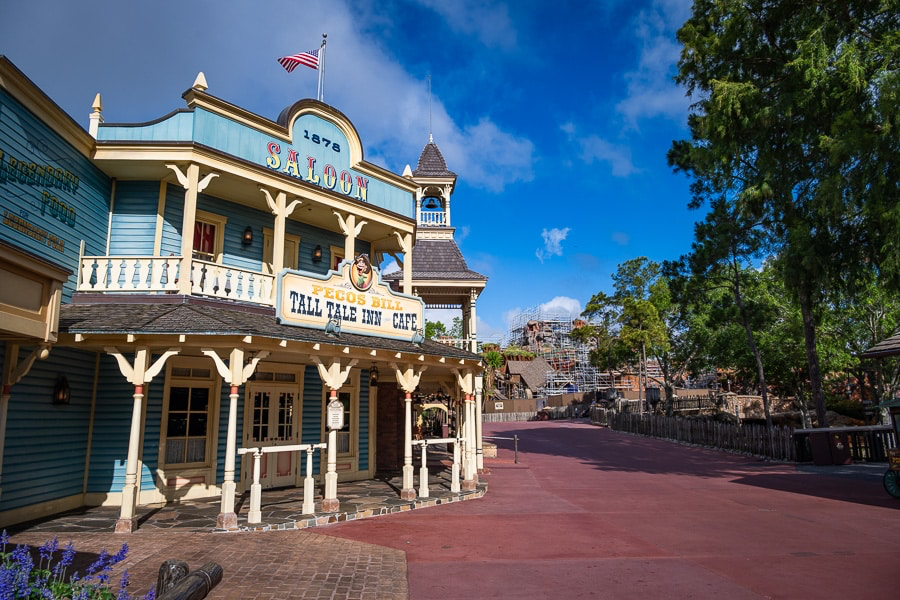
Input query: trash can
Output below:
<box><xmin>828</xmin><ymin>431</ymin><xmax>852</xmax><ymax>465</ymax></box>
<box><xmin>808</xmin><ymin>430</ymin><xmax>833</xmax><ymax>465</ymax></box>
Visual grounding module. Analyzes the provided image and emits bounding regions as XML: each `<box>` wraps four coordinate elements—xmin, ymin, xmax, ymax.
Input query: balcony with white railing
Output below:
<box><xmin>76</xmin><ymin>255</ymin><xmax>276</xmax><ymax>306</ymax></box>
<box><xmin>419</xmin><ymin>210</ymin><xmax>447</xmax><ymax>227</ymax></box>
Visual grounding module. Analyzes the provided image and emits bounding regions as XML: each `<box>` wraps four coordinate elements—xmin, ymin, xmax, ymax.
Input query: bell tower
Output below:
<box><xmin>384</xmin><ymin>136</ymin><xmax>487</xmax><ymax>353</ymax></box>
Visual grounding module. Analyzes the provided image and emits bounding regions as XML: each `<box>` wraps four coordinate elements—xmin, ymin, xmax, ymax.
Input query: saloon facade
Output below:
<box><xmin>0</xmin><ymin>56</ymin><xmax>484</xmax><ymax>532</ymax></box>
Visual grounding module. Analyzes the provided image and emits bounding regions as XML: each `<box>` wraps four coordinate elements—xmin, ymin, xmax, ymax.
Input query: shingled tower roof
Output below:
<box><xmin>413</xmin><ymin>141</ymin><xmax>456</xmax><ymax>178</ymax></box>
<box><xmin>383</xmin><ymin>238</ymin><xmax>487</xmax><ymax>283</ymax></box>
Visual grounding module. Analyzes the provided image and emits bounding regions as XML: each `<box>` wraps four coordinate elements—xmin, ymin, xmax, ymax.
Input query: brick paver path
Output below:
<box><xmin>7</xmin><ymin>529</ymin><xmax>407</xmax><ymax>599</ymax></box>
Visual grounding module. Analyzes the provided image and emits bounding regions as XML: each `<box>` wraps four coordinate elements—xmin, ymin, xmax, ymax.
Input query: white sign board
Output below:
<box><xmin>277</xmin><ymin>256</ymin><xmax>424</xmax><ymax>341</ymax></box>
<box><xmin>327</xmin><ymin>399</ymin><xmax>345</xmax><ymax>431</ymax></box>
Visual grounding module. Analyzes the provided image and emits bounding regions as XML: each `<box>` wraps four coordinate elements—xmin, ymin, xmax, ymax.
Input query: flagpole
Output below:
<box><xmin>318</xmin><ymin>33</ymin><xmax>327</xmax><ymax>102</ymax></box>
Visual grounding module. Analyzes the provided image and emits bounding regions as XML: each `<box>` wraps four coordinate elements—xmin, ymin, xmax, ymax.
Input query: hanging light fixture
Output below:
<box><xmin>242</xmin><ymin>226</ymin><xmax>254</xmax><ymax>246</ymax></box>
<box><xmin>52</xmin><ymin>375</ymin><xmax>71</xmax><ymax>405</ymax></box>
<box><xmin>369</xmin><ymin>364</ymin><xmax>379</xmax><ymax>386</ymax></box>
<box><xmin>312</xmin><ymin>245</ymin><xmax>323</xmax><ymax>263</ymax></box>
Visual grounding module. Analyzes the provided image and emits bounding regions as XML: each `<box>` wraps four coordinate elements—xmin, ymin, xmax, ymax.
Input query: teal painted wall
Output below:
<box><xmin>159</xmin><ymin>188</ymin><xmax>369</xmax><ymax>277</ymax></box>
<box><xmin>141</xmin><ymin>380</ymin><xmax>163</xmax><ymax>491</ymax></box>
<box><xmin>301</xmin><ymin>366</ymin><xmax>323</xmax><ymax>474</ymax></box>
<box><xmin>86</xmin><ymin>353</ymin><xmax>139</xmax><ymax>494</ymax></box>
<box><xmin>98</xmin><ymin>107</ymin><xmax>413</xmax><ymax>218</ymax></box>
<box><xmin>359</xmin><ymin>370</ymin><xmax>370</xmax><ymax>471</ymax></box>
<box><xmin>108</xmin><ymin>181</ymin><xmax>159</xmax><ymax>255</ymax></box>
<box><xmin>0</xmin><ymin>88</ymin><xmax>111</xmax><ymax>300</ymax></box>
<box><xmin>0</xmin><ymin>346</ymin><xmax>95</xmax><ymax>512</ymax></box>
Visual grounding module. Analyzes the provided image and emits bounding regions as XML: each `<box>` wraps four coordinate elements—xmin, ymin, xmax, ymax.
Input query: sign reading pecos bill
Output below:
<box><xmin>277</xmin><ymin>254</ymin><xmax>424</xmax><ymax>341</ymax></box>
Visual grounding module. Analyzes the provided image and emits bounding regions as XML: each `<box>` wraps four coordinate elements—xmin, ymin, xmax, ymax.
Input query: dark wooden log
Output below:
<box><xmin>157</xmin><ymin>562</ymin><xmax>223</xmax><ymax>600</ymax></box>
<box><xmin>157</xmin><ymin>559</ymin><xmax>190</xmax><ymax>595</ymax></box>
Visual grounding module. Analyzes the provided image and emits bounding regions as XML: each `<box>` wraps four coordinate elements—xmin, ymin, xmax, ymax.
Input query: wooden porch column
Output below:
<box><xmin>166</xmin><ymin>163</ymin><xmax>218</xmax><ymax>294</ymax></box>
<box><xmin>312</xmin><ymin>357</ymin><xmax>358</xmax><ymax>512</ymax></box>
<box><xmin>334</xmin><ymin>211</ymin><xmax>367</xmax><ymax>264</ymax></box>
<box><xmin>106</xmin><ymin>346</ymin><xmax>180</xmax><ymax>533</ymax></box>
<box><xmin>391</xmin><ymin>363</ymin><xmax>427</xmax><ymax>500</ymax></box>
<box><xmin>475</xmin><ymin>374</ymin><xmax>485</xmax><ymax>472</ymax></box>
<box><xmin>392</xmin><ymin>231</ymin><xmax>414</xmax><ymax>295</ymax></box>
<box><xmin>467</xmin><ymin>288</ymin><xmax>479</xmax><ymax>353</ymax></box>
<box><xmin>453</xmin><ymin>368</ymin><xmax>477</xmax><ymax>490</ymax></box>
<box><xmin>260</xmin><ymin>188</ymin><xmax>302</xmax><ymax>276</ymax></box>
<box><xmin>202</xmin><ymin>347</ymin><xmax>268</xmax><ymax>529</ymax></box>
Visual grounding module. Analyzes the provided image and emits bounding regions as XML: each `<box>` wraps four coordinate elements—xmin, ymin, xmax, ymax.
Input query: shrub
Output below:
<box><xmin>0</xmin><ymin>530</ymin><xmax>155</xmax><ymax>599</ymax></box>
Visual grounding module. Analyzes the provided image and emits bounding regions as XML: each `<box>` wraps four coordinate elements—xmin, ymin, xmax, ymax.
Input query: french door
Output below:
<box><xmin>243</xmin><ymin>385</ymin><xmax>299</xmax><ymax>488</ymax></box>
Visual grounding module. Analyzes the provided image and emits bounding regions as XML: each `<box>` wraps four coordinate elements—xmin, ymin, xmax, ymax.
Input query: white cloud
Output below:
<box><xmin>612</xmin><ymin>231</ymin><xmax>631</xmax><ymax>245</ymax></box>
<box><xmin>578</xmin><ymin>135</ymin><xmax>639</xmax><ymax>177</ymax></box>
<box><xmin>615</xmin><ymin>0</ymin><xmax>693</xmax><ymax>128</ymax></box>
<box><xmin>413</xmin><ymin>0</ymin><xmax>518</xmax><ymax>50</ymax></box>
<box><xmin>476</xmin><ymin>316</ymin><xmax>506</xmax><ymax>344</ymax></box>
<box><xmin>379</xmin><ymin>258</ymin><xmax>400</xmax><ymax>274</ymax></box>
<box><xmin>539</xmin><ymin>296</ymin><xmax>583</xmax><ymax>316</ymax></box>
<box><xmin>536</xmin><ymin>227</ymin><xmax>571</xmax><ymax>263</ymax></box>
<box><xmin>561</xmin><ymin>122</ymin><xmax>637</xmax><ymax>178</ymax></box>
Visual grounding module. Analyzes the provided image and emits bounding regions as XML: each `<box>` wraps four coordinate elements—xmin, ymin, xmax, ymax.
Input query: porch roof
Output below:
<box><xmin>861</xmin><ymin>329</ymin><xmax>900</xmax><ymax>359</ymax></box>
<box><xmin>60</xmin><ymin>294</ymin><xmax>480</xmax><ymax>361</ymax></box>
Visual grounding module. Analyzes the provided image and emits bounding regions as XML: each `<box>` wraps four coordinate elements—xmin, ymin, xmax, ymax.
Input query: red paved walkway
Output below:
<box><xmin>320</xmin><ymin>420</ymin><xmax>900</xmax><ymax>600</ymax></box>
<box><xmin>6</xmin><ymin>420</ymin><xmax>898</xmax><ymax>598</ymax></box>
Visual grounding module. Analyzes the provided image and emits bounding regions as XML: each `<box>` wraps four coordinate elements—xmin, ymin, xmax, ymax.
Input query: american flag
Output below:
<box><xmin>278</xmin><ymin>49</ymin><xmax>319</xmax><ymax>73</ymax></box>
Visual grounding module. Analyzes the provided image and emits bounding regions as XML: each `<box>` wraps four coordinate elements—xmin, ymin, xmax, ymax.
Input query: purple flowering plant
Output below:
<box><xmin>0</xmin><ymin>530</ymin><xmax>155</xmax><ymax>599</ymax></box>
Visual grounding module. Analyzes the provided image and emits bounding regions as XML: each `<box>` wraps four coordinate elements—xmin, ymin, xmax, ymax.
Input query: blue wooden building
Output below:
<box><xmin>0</xmin><ymin>57</ymin><xmax>484</xmax><ymax>532</ymax></box>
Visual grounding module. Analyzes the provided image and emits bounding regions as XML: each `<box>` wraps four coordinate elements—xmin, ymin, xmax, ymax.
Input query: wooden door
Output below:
<box><xmin>244</xmin><ymin>385</ymin><xmax>299</xmax><ymax>488</ymax></box>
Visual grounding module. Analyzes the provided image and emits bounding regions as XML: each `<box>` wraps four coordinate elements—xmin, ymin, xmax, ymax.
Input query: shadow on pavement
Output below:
<box><xmin>484</xmin><ymin>419</ymin><xmax>900</xmax><ymax>510</ymax></box>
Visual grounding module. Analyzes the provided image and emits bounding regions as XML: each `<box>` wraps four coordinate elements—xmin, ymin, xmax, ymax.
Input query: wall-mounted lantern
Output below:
<box><xmin>52</xmin><ymin>375</ymin><xmax>70</xmax><ymax>405</ymax></box>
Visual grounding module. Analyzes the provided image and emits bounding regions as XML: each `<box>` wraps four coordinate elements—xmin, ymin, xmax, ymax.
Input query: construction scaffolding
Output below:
<box><xmin>506</xmin><ymin>306</ymin><xmax>607</xmax><ymax>396</ymax></box>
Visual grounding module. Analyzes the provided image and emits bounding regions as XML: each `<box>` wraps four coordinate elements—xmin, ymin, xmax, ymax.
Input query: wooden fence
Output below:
<box><xmin>608</xmin><ymin>412</ymin><xmax>797</xmax><ymax>461</ymax></box>
<box><xmin>482</xmin><ymin>411</ymin><xmax>538</xmax><ymax>423</ymax></box>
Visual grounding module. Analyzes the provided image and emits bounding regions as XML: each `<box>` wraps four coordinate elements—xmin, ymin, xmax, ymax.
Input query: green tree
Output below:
<box><xmin>582</xmin><ymin>258</ymin><xmax>669</xmax><ymax>410</ymax></box>
<box><xmin>670</xmin><ymin>0</ymin><xmax>899</xmax><ymax>427</ymax></box>
<box><xmin>425</xmin><ymin>320</ymin><xmax>447</xmax><ymax>340</ymax></box>
<box><xmin>668</xmin><ymin>199</ymin><xmax>776</xmax><ymax>426</ymax></box>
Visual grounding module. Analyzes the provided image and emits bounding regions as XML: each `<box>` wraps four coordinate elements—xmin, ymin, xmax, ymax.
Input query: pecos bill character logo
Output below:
<box><xmin>351</xmin><ymin>253</ymin><xmax>374</xmax><ymax>291</ymax></box>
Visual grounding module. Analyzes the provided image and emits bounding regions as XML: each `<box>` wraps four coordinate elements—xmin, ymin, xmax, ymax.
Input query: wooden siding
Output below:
<box><xmin>86</xmin><ymin>353</ymin><xmax>139</xmax><ymax>493</ymax></box>
<box><xmin>197</xmin><ymin>193</ymin><xmax>266</xmax><ymax>272</ymax></box>
<box><xmin>301</xmin><ymin>365</ymin><xmax>323</xmax><ymax>474</ymax></box>
<box><xmin>97</xmin><ymin>111</ymin><xmax>194</xmax><ymax>141</ymax></box>
<box><xmin>109</xmin><ymin>181</ymin><xmax>160</xmax><ymax>255</ymax></box>
<box><xmin>0</xmin><ymin>89</ymin><xmax>111</xmax><ymax>301</ymax></box>
<box><xmin>359</xmin><ymin>372</ymin><xmax>369</xmax><ymax>471</ymax></box>
<box><xmin>141</xmin><ymin>381</ymin><xmax>163</xmax><ymax>490</ymax></box>
<box><xmin>159</xmin><ymin>184</ymin><xmax>182</xmax><ymax>256</ymax></box>
<box><xmin>0</xmin><ymin>346</ymin><xmax>94</xmax><ymax>511</ymax></box>
<box><xmin>160</xmin><ymin>187</ymin><xmax>370</xmax><ymax>278</ymax></box>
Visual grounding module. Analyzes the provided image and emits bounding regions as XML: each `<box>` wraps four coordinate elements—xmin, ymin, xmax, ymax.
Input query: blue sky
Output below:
<box><xmin>1</xmin><ymin>0</ymin><xmax>699</xmax><ymax>343</ymax></box>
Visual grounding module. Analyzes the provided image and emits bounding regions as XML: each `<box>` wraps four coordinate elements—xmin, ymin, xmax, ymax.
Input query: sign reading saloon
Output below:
<box><xmin>277</xmin><ymin>255</ymin><xmax>424</xmax><ymax>341</ymax></box>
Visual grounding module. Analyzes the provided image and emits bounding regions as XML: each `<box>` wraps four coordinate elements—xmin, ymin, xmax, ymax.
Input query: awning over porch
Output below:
<box><xmin>59</xmin><ymin>293</ymin><xmax>480</xmax><ymax>362</ymax></box>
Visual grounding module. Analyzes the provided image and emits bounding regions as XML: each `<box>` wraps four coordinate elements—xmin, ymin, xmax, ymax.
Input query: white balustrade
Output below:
<box><xmin>77</xmin><ymin>255</ymin><xmax>275</xmax><ymax>306</ymax></box>
<box><xmin>190</xmin><ymin>259</ymin><xmax>274</xmax><ymax>305</ymax></box>
<box><xmin>238</xmin><ymin>443</ymin><xmax>327</xmax><ymax>524</ymax></box>
<box><xmin>411</xmin><ymin>437</ymin><xmax>461</xmax><ymax>497</ymax></box>
<box><xmin>78</xmin><ymin>255</ymin><xmax>181</xmax><ymax>293</ymax></box>
<box><xmin>419</xmin><ymin>211</ymin><xmax>446</xmax><ymax>227</ymax></box>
